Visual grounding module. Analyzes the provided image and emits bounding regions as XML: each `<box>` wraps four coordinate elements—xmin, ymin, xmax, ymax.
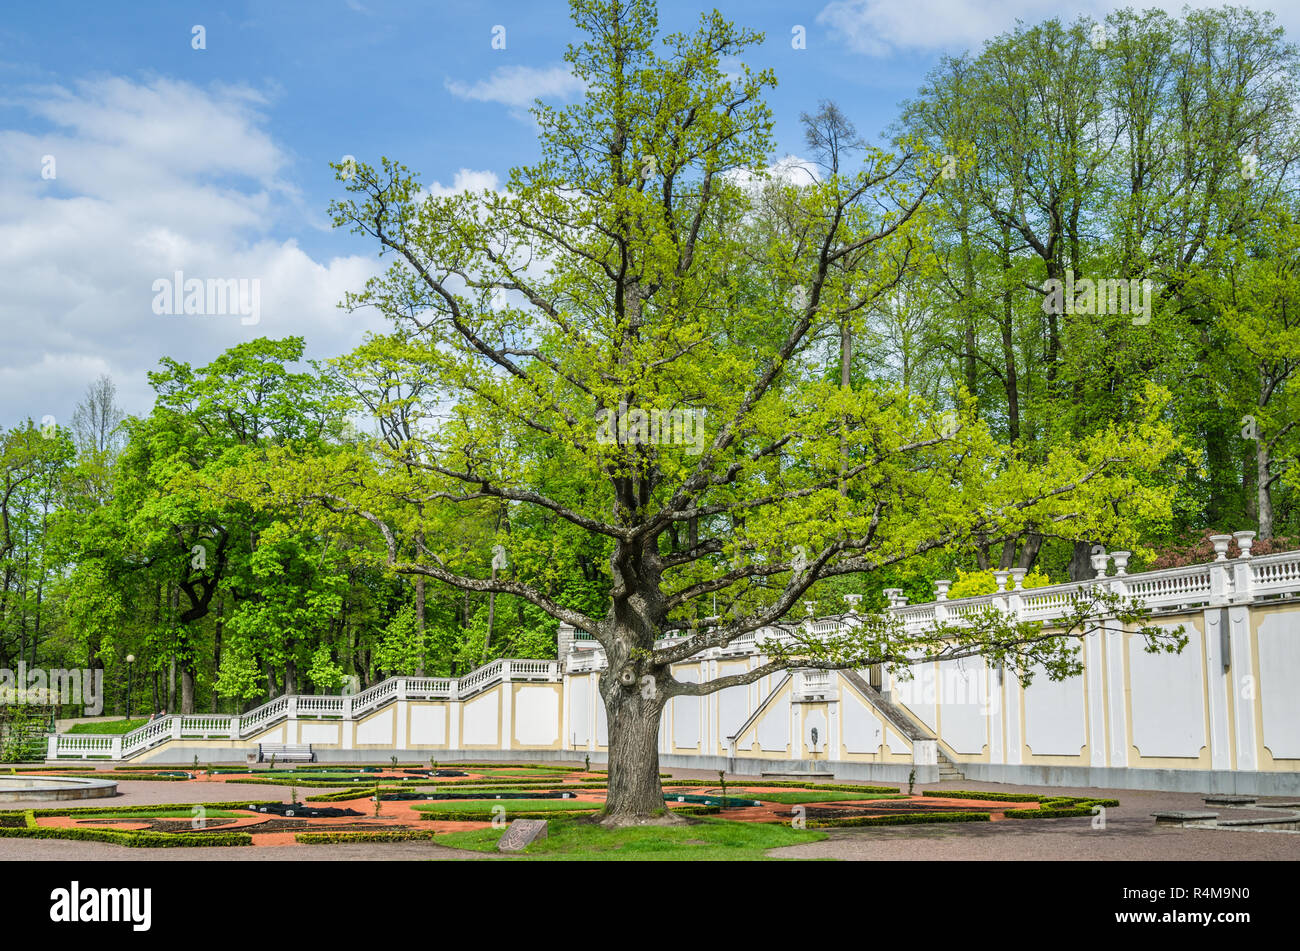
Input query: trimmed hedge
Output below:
<box><xmin>1003</xmin><ymin>806</ymin><xmax>1101</xmax><ymax>819</ymax></box>
<box><xmin>415</xmin><ymin>803</ymin><xmax>721</xmax><ymax>821</ymax></box>
<box><xmin>923</xmin><ymin>789</ymin><xmax>1041</xmax><ymax>802</ymax></box>
<box><xmin>806</xmin><ymin>811</ymin><xmax>991</xmax><ymax>828</ymax></box>
<box><xmin>31</xmin><ymin>800</ymin><xmax>279</xmax><ymax>818</ymax></box>
<box><xmin>663</xmin><ymin>779</ymin><xmax>900</xmax><ymax>794</ymax></box>
<box><xmin>57</xmin><ymin>771</ymin><xmax>192</xmax><ymax>781</ymax></box>
<box><xmin>0</xmin><ymin>826</ymin><xmax>251</xmax><ymax>847</ymax></box>
<box><xmin>226</xmin><ymin>774</ymin><xmax>569</xmax><ymax>789</ymax></box>
<box><xmin>450</xmin><ymin>763</ymin><xmax>586</xmax><ymax>772</ymax></box>
<box><xmin>294</xmin><ymin>830</ymin><xmax>445</xmax><ymax>844</ymax></box>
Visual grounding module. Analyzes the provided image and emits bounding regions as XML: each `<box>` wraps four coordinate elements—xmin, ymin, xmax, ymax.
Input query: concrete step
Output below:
<box><xmin>761</xmin><ymin>770</ymin><xmax>835</xmax><ymax>780</ymax></box>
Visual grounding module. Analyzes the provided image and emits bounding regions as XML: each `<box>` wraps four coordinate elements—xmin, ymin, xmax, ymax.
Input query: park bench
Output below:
<box><xmin>259</xmin><ymin>743</ymin><xmax>314</xmax><ymax>763</ymax></box>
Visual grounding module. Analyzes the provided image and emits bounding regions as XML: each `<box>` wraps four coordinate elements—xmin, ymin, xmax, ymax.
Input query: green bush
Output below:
<box><xmin>947</xmin><ymin>567</ymin><xmax>1052</xmax><ymax>599</ymax></box>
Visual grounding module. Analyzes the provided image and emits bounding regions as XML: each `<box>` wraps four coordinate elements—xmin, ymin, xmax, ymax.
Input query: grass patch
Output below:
<box><xmin>64</xmin><ymin>718</ymin><xmax>150</xmax><ymax>735</ymax></box>
<box><xmin>72</xmin><ymin>809</ymin><xmax>246</xmax><ymax>820</ymax></box>
<box><xmin>435</xmin><ymin>814</ymin><xmax>826</xmax><ymax>860</ymax></box>
<box><xmin>413</xmin><ymin>799</ymin><xmax>603</xmax><ymax>817</ymax></box>
<box><xmin>30</xmin><ymin>800</ymin><xmax>279</xmax><ymax>818</ymax></box>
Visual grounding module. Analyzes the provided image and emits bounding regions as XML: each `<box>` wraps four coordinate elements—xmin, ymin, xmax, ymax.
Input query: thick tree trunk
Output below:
<box><xmin>1016</xmin><ymin>532</ymin><xmax>1044</xmax><ymax>571</ymax></box>
<box><xmin>180</xmin><ymin>665</ymin><xmax>195</xmax><ymax>715</ymax></box>
<box><xmin>211</xmin><ymin>595</ymin><xmax>223</xmax><ymax>714</ymax></box>
<box><xmin>1256</xmin><ymin>442</ymin><xmax>1274</xmax><ymax>541</ymax></box>
<box><xmin>414</xmin><ymin>575</ymin><xmax>426</xmax><ymax>677</ymax></box>
<box><xmin>600</xmin><ymin>683</ymin><xmax>672</xmax><ymax>826</ymax></box>
<box><xmin>1068</xmin><ymin>540</ymin><xmax>1096</xmax><ymax>582</ymax></box>
<box><xmin>839</xmin><ymin>316</ymin><xmax>852</xmax><ymax>495</ymax></box>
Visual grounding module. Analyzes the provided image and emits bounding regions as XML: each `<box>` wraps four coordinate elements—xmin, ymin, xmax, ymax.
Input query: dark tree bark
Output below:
<box><xmin>600</xmin><ymin>668</ymin><xmax>671</xmax><ymax>824</ymax></box>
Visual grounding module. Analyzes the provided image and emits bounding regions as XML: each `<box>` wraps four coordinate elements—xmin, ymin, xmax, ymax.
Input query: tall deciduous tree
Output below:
<box><xmin>307</xmin><ymin>0</ymin><xmax>1185</xmax><ymax>823</ymax></box>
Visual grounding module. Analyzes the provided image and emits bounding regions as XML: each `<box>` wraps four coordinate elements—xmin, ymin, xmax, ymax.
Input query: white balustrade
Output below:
<box><xmin>47</xmin><ymin>544</ymin><xmax>1300</xmax><ymax>761</ymax></box>
<box><xmin>1252</xmin><ymin>550</ymin><xmax>1300</xmax><ymax>595</ymax></box>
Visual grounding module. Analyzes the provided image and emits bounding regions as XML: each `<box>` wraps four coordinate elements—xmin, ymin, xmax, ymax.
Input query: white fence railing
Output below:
<box><xmin>48</xmin><ymin>661</ymin><xmax>563</xmax><ymax>760</ymax></box>
<box><xmin>47</xmin><ymin>546</ymin><xmax>1300</xmax><ymax>760</ymax></box>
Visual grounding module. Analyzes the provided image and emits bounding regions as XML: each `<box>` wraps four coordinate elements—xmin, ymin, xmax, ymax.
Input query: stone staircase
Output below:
<box><xmin>840</xmin><ymin>670</ymin><xmax>965</xmax><ymax>781</ymax></box>
<box><xmin>936</xmin><ymin>747</ymin><xmax>965</xmax><ymax>782</ymax></box>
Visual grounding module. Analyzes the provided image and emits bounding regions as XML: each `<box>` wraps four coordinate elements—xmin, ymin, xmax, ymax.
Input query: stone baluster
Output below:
<box><xmin>1233</xmin><ymin>531</ymin><xmax>1257</xmax><ymax>602</ymax></box>
<box><xmin>1209</xmin><ymin>538</ymin><xmax>1232</xmax><ymax>605</ymax></box>
<box><xmin>933</xmin><ymin>580</ymin><xmax>951</xmax><ymax>625</ymax></box>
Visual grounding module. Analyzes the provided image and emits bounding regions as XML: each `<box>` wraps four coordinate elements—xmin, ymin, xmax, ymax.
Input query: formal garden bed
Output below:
<box><xmin>0</xmin><ymin>768</ymin><xmax>1119</xmax><ymax>850</ymax></box>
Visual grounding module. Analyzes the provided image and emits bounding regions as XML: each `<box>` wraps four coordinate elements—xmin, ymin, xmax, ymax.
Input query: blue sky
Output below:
<box><xmin>2</xmin><ymin>0</ymin><xmax>1295</xmax><ymax>427</ymax></box>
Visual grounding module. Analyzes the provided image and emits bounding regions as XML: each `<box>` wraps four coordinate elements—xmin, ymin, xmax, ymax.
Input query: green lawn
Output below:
<box><xmin>413</xmin><ymin>798</ymin><xmax>601</xmax><ymax>816</ymax></box>
<box><xmin>73</xmin><ymin>809</ymin><xmax>247</xmax><ymax>819</ymax></box>
<box><xmin>435</xmin><ymin>815</ymin><xmax>827</xmax><ymax>860</ymax></box>
<box><xmin>65</xmin><ymin>718</ymin><xmax>149</xmax><ymax>735</ymax></box>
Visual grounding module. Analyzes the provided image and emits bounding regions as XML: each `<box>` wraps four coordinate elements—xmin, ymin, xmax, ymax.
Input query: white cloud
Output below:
<box><xmin>726</xmin><ymin>154</ymin><xmax>821</xmax><ymax>196</ymax></box>
<box><xmin>815</xmin><ymin>0</ymin><xmax>1300</xmax><ymax>56</ymax></box>
<box><xmin>0</xmin><ymin>76</ymin><xmax>386</xmax><ymax>425</ymax></box>
<box><xmin>445</xmin><ymin>65</ymin><xmax>586</xmax><ymax>113</ymax></box>
<box><xmin>426</xmin><ymin>168</ymin><xmax>502</xmax><ymax>197</ymax></box>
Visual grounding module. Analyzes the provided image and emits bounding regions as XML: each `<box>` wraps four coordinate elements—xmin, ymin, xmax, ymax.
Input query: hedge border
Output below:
<box><xmin>294</xmin><ymin>829</ymin><xmax>445</xmax><ymax>844</ymax></box>
<box><xmin>806</xmin><ymin>811</ymin><xmax>991</xmax><ymax>828</ymax></box>
<box><xmin>414</xmin><ymin>803</ymin><xmax>721</xmax><ymax>822</ymax></box>
<box><xmin>664</xmin><ymin>779</ymin><xmax>900</xmax><ymax>794</ymax></box>
<box><xmin>923</xmin><ymin>789</ymin><xmax>1042</xmax><ymax>802</ymax></box>
<box><xmin>30</xmin><ymin>799</ymin><xmax>280</xmax><ymax>818</ymax></box>
<box><xmin>0</xmin><ymin>826</ymin><xmax>251</xmax><ymax>847</ymax></box>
